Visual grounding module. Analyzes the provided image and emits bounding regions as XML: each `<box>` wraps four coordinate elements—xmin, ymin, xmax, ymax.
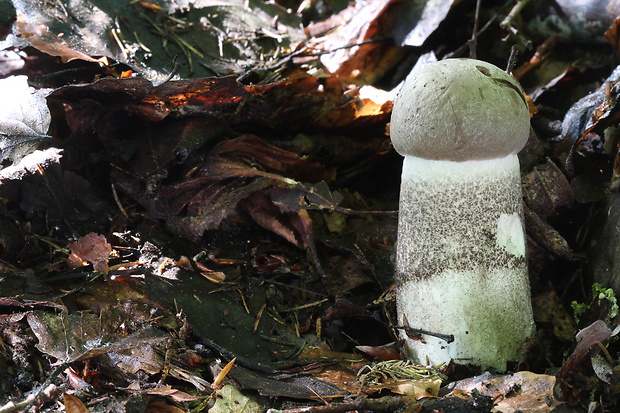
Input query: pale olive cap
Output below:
<box><xmin>390</xmin><ymin>58</ymin><xmax>531</xmax><ymax>162</ymax></box>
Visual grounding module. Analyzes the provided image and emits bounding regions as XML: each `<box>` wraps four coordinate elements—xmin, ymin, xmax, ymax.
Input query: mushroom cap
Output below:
<box><xmin>390</xmin><ymin>58</ymin><xmax>531</xmax><ymax>162</ymax></box>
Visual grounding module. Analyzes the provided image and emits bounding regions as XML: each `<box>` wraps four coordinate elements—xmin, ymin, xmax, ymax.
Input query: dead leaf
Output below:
<box><xmin>532</xmin><ymin>289</ymin><xmax>578</xmax><ymax>343</ymax></box>
<box><xmin>145</xmin><ymin>402</ymin><xmax>187</xmax><ymax>413</ymax></box>
<box><xmin>76</xmin><ymin>281</ymin><xmax>176</xmax><ymax>328</ymax></box>
<box><xmin>0</xmin><ymin>297</ymin><xmax>65</xmax><ymax>311</ymax></box>
<box><xmin>13</xmin><ymin>1</ymin><xmax>304</xmax><ymax>79</ymax></box>
<box><xmin>554</xmin><ymin>320</ymin><xmax>612</xmax><ymax>402</ymax></box>
<box><xmin>308</xmin><ymin>0</ymin><xmax>458</xmax><ymax>83</ymax></box>
<box><xmin>26</xmin><ymin>310</ymin><xmax>168</xmax><ymax>364</ymax></box>
<box><xmin>447</xmin><ymin>371</ymin><xmax>563</xmax><ymax>413</ymax></box>
<box><xmin>523</xmin><ymin>158</ymin><xmax>574</xmax><ymax>219</ymax></box>
<box><xmin>67</xmin><ymin>233</ymin><xmax>112</xmax><ymax>274</ymax></box>
<box><xmin>209</xmin><ymin>384</ymin><xmax>263</xmax><ymax>413</ymax></box>
<box><xmin>0</xmin><ymin>147</ymin><xmax>62</xmax><ymax>182</ymax></box>
<box><xmin>605</xmin><ymin>15</ymin><xmax>620</xmax><ymax>55</ymax></box>
<box><xmin>356</xmin><ymin>344</ymin><xmax>401</xmax><ymax>361</ymax></box>
<box><xmin>205</xmin><ymin>134</ymin><xmax>332</xmax><ymax>183</ymax></box>
<box><xmin>524</xmin><ymin>205</ymin><xmax>582</xmax><ymax>261</ymax></box>
<box><xmin>227</xmin><ymin>364</ymin><xmax>345</xmax><ymax>400</ymax></box>
<box><xmin>50</xmin><ymin>70</ymin><xmax>391</xmax><ymax>132</ymax></box>
<box><xmin>161</xmin><ymin>135</ymin><xmax>330</xmax><ymax>243</ymax></box>
<box><xmin>213</xmin><ymin>358</ymin><xmax>236</xmax><ymax>388</ymax></box>
<box><xmin>242</xmin><ymin>191</ymin><xmax>313</xmax><ymax>249</ymax></box>
<box><xmin>62</xmin><ymin>392</ymin><xmax>90</xmax><ymax>413</ymax></box>
<box><xmin>145</xmin><ymin>386</ymin><xmax>202</xmax><ymax>402</ymax></box>
<box><xmin>145</xmin><ymin>402</ymin><xmax>185</xmax><ymax>413</ymax></box>
<box><xmin>0</xmin><ymin>75</ymin><xmax>51</xmax><ymax>166</ymax></box>
<box><xmin>562</xmin><ymin>66</ymin><xmax>620</xmax><ymax>177</ymax></box>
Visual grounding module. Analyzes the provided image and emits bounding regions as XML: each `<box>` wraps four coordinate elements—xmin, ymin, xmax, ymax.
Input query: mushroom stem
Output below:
<box><xmin>396</xmin><ymin>154</ymin><xmax>534</xmax><ymax>369</ymax></box>
<box><xmin>390</xmin><ymin>58</ymin><xmax>535</xmax><ymax>370</ymax></box>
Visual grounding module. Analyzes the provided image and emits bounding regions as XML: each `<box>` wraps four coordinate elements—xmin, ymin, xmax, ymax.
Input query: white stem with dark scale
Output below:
<box><xmin>390</xmin><ymin>58</ymin><xmax>535</xmax><ymax>370</ymax></box>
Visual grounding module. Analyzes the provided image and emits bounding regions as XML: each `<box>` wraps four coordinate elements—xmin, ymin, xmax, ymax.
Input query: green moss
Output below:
<box><xmin>571</xmin><ymin>283</ymin><xmax>618</xmax><ymax>323</ymax></box>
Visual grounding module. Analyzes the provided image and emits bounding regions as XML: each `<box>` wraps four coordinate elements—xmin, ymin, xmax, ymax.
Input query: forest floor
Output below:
<box><xmin>0</xmin><ymin>1</ymin><xmax>619</xmax><ymax>412</ymax></box>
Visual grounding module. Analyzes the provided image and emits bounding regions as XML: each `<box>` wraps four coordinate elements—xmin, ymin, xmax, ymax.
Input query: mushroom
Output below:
<box><xmin>390</xmin><ymin>58</ymin><xmax>535</xmax><ymax>370</ymax></box>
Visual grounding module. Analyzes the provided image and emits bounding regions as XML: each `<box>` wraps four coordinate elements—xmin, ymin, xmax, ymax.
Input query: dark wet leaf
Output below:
<box><xmin>12</xmin><ymin>0</ymin><xmax>304</xmax><ymax>79</ymax></box>
<box><xmin>532</xmin><ymin>289</ymin><xmax>578</xmax><ymax>344</ymax></box>
<box><xmin>144</xmin><ymin>249</ymin><xmax>307</xmax><ymax>373</ymax></box>
<box><xmin>162</xmin><ymin>134</ymin><xmax>329</xmax><ymax>242</ymax></box>
<box><xmin>242</xmin><ymin>190</ymin><xmax>313</xmax><ymax>249</ymax></box>
<box><xmin>320</xmin><ymin>299</ymin><xmax>392</xmax><ymax>351</ymax></box>
<box><xmin>523</xmin><ymin>158</ymin><xmax>574</xmax><ymax>219</ymax></box>
<box><xmin>524</xmin><ymin>0</ymin><xmax>620</xmax><ymax>43</ymax></box>
<box><xmin>562</xmin><ymin>65</ymin><xmax>620</xmax><ymax>177</ymax></box>
<box><xmin>307</xmin><ymin>0</ymin><xmax>458</xmax><ymax>83</ymax></box>
<box><xmin>227</xmin><ymin>364</ymin><xmax>345</xmax><ymax>399</ymax></box>
<box><xmin>554</xmin><ymin>320</ymin><xmax>612</xmax><ymax>402</ymax></box>
<box><xmin>524</xmin><ymin>205</ymin><xmax>582</xmax><ymax>262</ymax></box>
<box><xmin>26</xmin><ymin>310</ymin><xmax>168</xmax><ymax>364</ymax></box>
<box><xmin>206</xmin><ymin>134</ymin><xmax>332</xmax><ymax>183</ymax></box>
<box><xmin>0</xmin><ymin>297</ymin><xmax>65</xmax><ymax>311</ymax></box>
<box><xmin>50</xmin><ymin>70</ymin><xmax>392</xmax><ymax>131</ymax></box>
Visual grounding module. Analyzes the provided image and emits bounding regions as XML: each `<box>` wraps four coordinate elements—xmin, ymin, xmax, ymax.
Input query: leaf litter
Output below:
<box><xmin>2</xmin><ymin>0</ymin><xmax>620</xmax><ymax>412</ymax></box>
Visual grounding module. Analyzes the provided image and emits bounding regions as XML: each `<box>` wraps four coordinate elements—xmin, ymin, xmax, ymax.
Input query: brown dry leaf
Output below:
<box><xmin>448</xmin><ymin>371</ymin><xmax>563</xmax><ymax>413</ymax></box>
<box><xmin>356</xmin><ymin>344</ymin><xmax>401</xmax><ymax>361</ymax></box>
<box><xmin>308</xmin><ymin>1</ymin><xmax>402</xmax><ymax>84</ymax></box>
<box><xmin>67</xmin><ymin>232</ymin><xmax>112</xmax><ymax>274</ymax></box>
<box><xmin>309</xmin><ymin>365</ymin><xmax>361</xmax><ymax>395</ymax></box>
<box><xmin>16</xmin><ymin>15</ymin><xmax>109</xmax><ymax>65</ymax></box>
<box><xmin>63</xmin><ymin>392</ymin><xmax>90</xmax><ymax>413</ymax></box>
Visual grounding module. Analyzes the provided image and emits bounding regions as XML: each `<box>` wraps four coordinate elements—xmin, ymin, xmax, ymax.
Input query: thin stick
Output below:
<box><xmin>506</xmin><ymin>44</ymin><xmax>519</xmax><ymax>74</ymax></box>
<box><xmin>469</xmin><ymin>0</ymin><xmax>482</xmax><ymax>58</ymax></box>
<box><xmin>392</xmin><ymin>325</ymin><xmax>455</xmax><ymax>344</ymax></box>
